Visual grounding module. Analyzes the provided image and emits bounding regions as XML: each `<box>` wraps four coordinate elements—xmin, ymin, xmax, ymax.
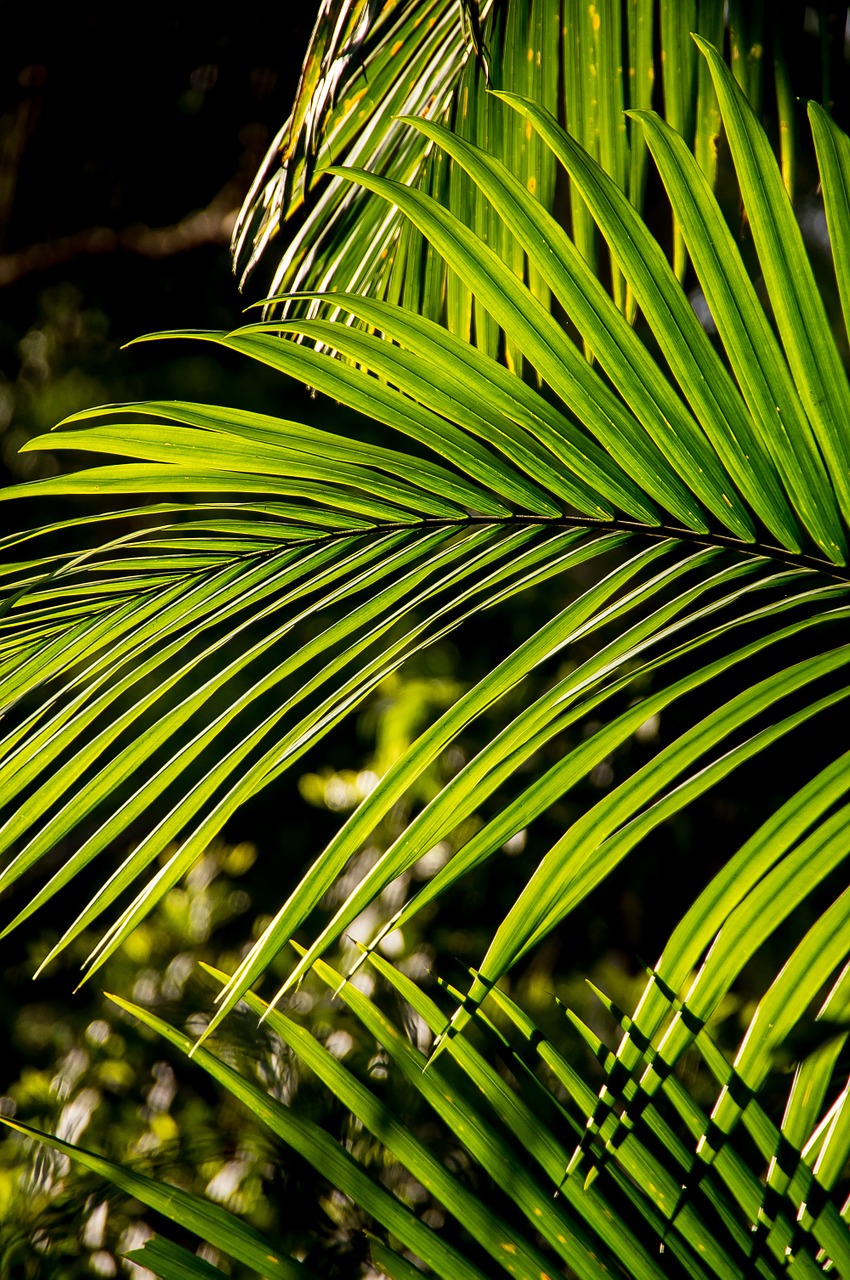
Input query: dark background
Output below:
<box><xmin>0</xmin><ymin>5</ymin><xmax>319</xmax><ymax>491</ymax></box>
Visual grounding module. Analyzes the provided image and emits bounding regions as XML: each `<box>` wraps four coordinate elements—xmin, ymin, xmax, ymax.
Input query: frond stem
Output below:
<box><xmin>307</xmin><ymin>513</ymin><xmax>850</xmax><ymax>581</ymax></box>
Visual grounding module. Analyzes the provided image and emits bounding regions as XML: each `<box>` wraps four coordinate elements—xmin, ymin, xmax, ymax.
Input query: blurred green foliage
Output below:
<box><xmin>0</xmin><ymin>836</ymin><xmax>272</xmax><ymax>1277</ymax></box>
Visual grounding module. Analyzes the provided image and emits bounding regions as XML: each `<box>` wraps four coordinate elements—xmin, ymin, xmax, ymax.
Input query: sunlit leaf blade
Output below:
<box><xmin>809</xmin><ymin>101</ymin><xmax>850</xmax><ymax>358</ymax></box>
<box><xmin>623</xmin><ymin>0</ymin><xmax>656</xmax><ymax>323</ymax></box>
<box><xmin>396</xmin><ymin>111</ymin><xmax>801</xmax><ymax>551</ymax></box>
<box><xmin>433</xmin><ymin>621</ymin><xmax>850</xmax><ymax>1046</ymax></box>
<box><xmin>232</xmin><ymin>1</ymin><xmax>830</xmax><ymax>363</ymax></box>
<box><xmin>326</xmin><ymin>164</ymin><xmax>717</xmax><ymax>532</ymax></box>
<box><xmin>0</xmin><ymin>461</ymin><xmax>420</xmax><ymax>521</ymax></box>
<box><xmin>124</xmin><ymin>1234</ymin><xmax>232</xmax><ymax>1280</ymax></box>
<box><xmin>298</xmin><ymin>953</ymin><xmax>669</xmax><ymax>1280</ymax></box>
<box><xmin>571</xmin><ymin>795</ymin><xmax>850</xmax><ymax>1265</ymax></box>
<box><xmin>562</xmin><ymin>0</ymin><xmax>598</xmax><ymax>297</ymax></box>
<box><xmin>11</xmin><ymin>526</ymin><xmax>568</xmax><ymax>974</ymax></box>
<box><xmin>5</xmin><ymin>66</ymin><xmax>850</xmax><ymax>1037</ymax></box>
<box><xmin>282</xmin><ymin>558</ymin><xmax>799</xmax><ymax>991</ymax></box>
<box><xmin>562</xmin><ymin>995</ymin><xmax>826</xmax><ymax>1272</ymax></box>
<box><xmin>632</xmin><ymin>108</ymin><xmax>845</xmax><ymax>562</ymax></box>
<box><xmin>57</xmin><ymin>398</ymin><xmax>500</xmax><ymax>516</ymax></box>
<box><xmin>485</xmin><ymin>983</ymin><xmax>783</xmax><ymax>1272</ymax></box>
<box><xmin>702</xmin><ymin>890</ymin><xmax>850</xmax><ymax>1187</ymax></box>
<box><xmin>233</xmin><ymin>0</ymin><xmax>468</xmax><ymax>290</ymax></box>
<box><xmin>207</xmin><ymin>553</ymin><xmax>850</xmax><ymax>1039</ymax></box>
<box><xmin>295</xmin><ymin>944</ymin><xmax>831</xmax><ymax>1277</ymax></box>
<box><xmin>586</xmin><ymin>0</ymin><xmax>628</xmax><ymax>310</ymax></box>
<box><xmin>365</xmin><ymin>958</ymin><xmax>733</xmax><ymax>1277</ymax></box>
<box><xmin>340</xmin><ymin>575</ymin><xmax>845</xmax><ymax>976</ymax></box>
<box><xmin>0</xmin><ymin>1118</ymin><xmax>309</xmax><ymax>1279</ymax></box>
<box><xmin>695</xmin><ymin>36</ymin><xmax>850</xmax><ymax>533</ymax></box>
<box><xmin>659</xmin><ymin>0</ymin><xmax>697</xmax><ymax>278</ymax></box>
<box><xmin>263</xmin><ymin>290</ymin><xmax>660</xmax><ymax>521</ymax></box>
<box><xmin>202</xmin><ymin>528</ymin><xmax>648</xmax><ymax>1035</ymax></box>
<box><xmin>4</xmin><ymin>9</ymin><xmax>850</xmax><ymax>1280</ymax></box>
<box><xmin>691</xmin><ymin>0</ymin><xmax>725</xmax><ymax>190</ymax></box>
<box><xmin>27</xmin><ymin>423</ymin><xmax>467</xmax><ymax>520</ymax></box>
<box><xmin>773</xmin><ymin>20</ymin><xmax>797</xmax><ymax>197</ymax></box>
<box><xmin>232</xmin><ymin>321</ymin><xmax>565</xmax><ymax>517</ymax></box>
<box><xmin>197</xmin><ymin>965</ymin><xmax>575</xmax><ymax>1280</ymax></box>
<box><xmin>107</xmin><ymin>995</ymin><xmax>493</xmax><ymax>1280</ymax></box>
<box><xmin>495</xmin><ymin>91</ymin><xmax>839</xmax><ymax>559</ymax></box>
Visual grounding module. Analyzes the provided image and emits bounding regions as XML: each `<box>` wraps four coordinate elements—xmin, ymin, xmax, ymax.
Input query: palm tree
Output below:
<box><xmin>3</xmin><ymin>3</ymin><xmax>850</xmax><ymax>1276</ymax></box>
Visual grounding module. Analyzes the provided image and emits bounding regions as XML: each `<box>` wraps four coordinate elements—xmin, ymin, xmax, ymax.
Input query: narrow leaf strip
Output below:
<box><xmin>0</xmin><ymin>1117</ymin><xmax>308</xmax><ymax>1279</ymax></box>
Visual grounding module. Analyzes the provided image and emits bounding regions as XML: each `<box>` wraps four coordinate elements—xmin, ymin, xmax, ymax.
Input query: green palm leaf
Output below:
<box><xmin>124</xmin><ymin>1235</ymin><xmax>234</xmax><ymax>1280</ymax></box>
<box><xmin>233</xmin><ymin>1</ymin><xmax>820</xmax><ymax>348</ymax></box>
<box><xmin>0</xmin><ymin>1117</ymin><xmax>312</xmax><ymax>1278</ymax></box>
<box><xmin>1</xmin><ymin>38</ymin><xmax>848</xmax><ymax>1017</ymax></box>
<box><xmin>5</xmin><ymin>19</ymin><xmax>850</xmax><ymax>1276</ymax></box>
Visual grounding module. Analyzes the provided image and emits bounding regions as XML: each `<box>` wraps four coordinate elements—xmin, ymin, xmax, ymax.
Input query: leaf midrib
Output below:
<box><xmin>298</xmin><ymin>514</ymin><xmax>850</xmax><ymax>581</ymax></box>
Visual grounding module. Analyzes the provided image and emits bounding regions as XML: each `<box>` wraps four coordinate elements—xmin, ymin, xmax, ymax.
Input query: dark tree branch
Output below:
<box><xmin>0</xmin><ymin>178</ymin><xmax>247</xmax><ymax>287</ymax></box>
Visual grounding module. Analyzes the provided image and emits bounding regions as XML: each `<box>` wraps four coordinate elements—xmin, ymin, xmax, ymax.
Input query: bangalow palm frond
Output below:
<box><xmin>233</xmin><ymin>0</ymin><xmax>821</xmax><ymax>345</ymax></box>
<box><xmin>3</xmin><ymin>10</ymin><xmax>850</xmax><ymax>1279</ymax></box>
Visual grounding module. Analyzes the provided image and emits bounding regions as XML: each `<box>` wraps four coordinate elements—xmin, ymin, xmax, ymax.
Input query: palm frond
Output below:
<box><xmin>5</xmin><ymin>22</ymin><xmax>850</xmax><ymax>1276</ymax></box>
<box><xmin>1</xmin><ymin>40</ymin><xmax>849</xmax><ymax>1017</ymax></box>
<box><xmin>0</xmin><ymin>1114</ymin><xmax>311</xmax><ymax>1278</ymax></box>
<box><xmin>16</xmin><ymin>938</ymin><xmax>850</xmax><ymax>1278</ymax></box>
<box><xmin>233</xmin><ymin>0</ymin><xmax>825</xmax><ymax>347</ymax></box>
<box><xmin>123</xmin><ymin>1235</ymin><xmax>234</xmax><ymax>1280</ymax></box>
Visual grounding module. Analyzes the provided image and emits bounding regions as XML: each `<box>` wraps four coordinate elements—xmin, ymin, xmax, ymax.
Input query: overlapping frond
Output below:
<box><xmin>233</xmin><ymin>0</ymin><xmax>824</xmax><ymax>347</ymax></box>
<box><xmin>10</xmin><ymin>939</ymin><xmax>850</xmax><ymax>1277</ymax></box>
